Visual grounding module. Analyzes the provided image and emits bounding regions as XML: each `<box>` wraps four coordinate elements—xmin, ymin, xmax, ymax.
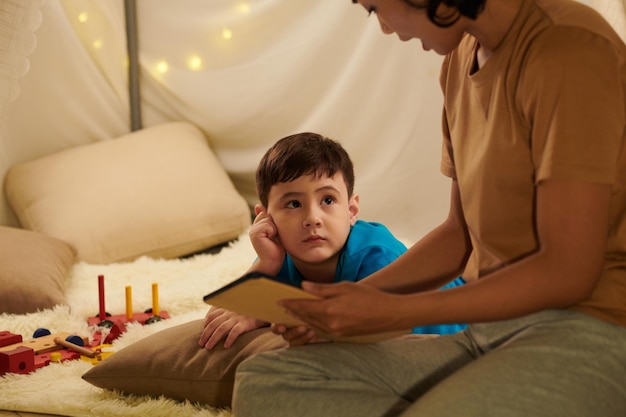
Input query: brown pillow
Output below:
<box><xmin>0</xmin><ymin>226</ymin><xmax>76</xmax><ymax>314</ymax></box>
<box><xmin>82</xmin><ymin>319</ymin><xmax>288</xmax><ymax>407</ymax></box>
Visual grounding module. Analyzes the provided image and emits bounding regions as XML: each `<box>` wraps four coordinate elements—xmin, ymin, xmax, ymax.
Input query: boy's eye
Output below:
<box><xmin>321</xmin><ymin>197</ymin><xmax>335</xmax><ymax>206</ymax></box>
<box><xmin>286</xmin><ymin>200</ymin><xmax>301</xmax><ymax>209</ymax></box>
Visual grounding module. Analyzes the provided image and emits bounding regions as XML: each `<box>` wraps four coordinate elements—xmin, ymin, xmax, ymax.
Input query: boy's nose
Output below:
<box><xmin>303</xmin><ymin>209</ymin><xmax>322</xmax><ymax>228</ymax></box>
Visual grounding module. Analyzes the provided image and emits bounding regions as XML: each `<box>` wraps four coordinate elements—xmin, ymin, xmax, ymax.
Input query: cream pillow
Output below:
<box><xmin>5</xmin><ymin>122</ymin><xmax>251</xmax><ymax>264</ymax></box>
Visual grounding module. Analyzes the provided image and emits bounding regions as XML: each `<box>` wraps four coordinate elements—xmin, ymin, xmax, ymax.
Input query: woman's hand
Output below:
<box><xmin>270</xmin><ymin>323</ymin><xmax>328</xmax><ymax>346</ymax></box>
<box><xmin>279</xmin><ymin>281</ymin><xmax>403</xmax><ymax>338</ymax></box>
<box><xmin>198</xmin><ymin>306</ymin><xmax>268</xmax><ymax>350</ymax></box>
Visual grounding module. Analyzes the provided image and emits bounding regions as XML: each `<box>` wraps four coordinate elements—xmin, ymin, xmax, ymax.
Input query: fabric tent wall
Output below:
<box><xmin>1</xmin><ymin>0</ymin><xmax>625</xmax><ymax>243</ymax></box>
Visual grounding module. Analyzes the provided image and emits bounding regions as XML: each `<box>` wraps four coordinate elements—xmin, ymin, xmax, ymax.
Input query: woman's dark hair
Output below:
<box><xmin>404</xmin><ymin>0</ymin><xmax>487</xmax><ymax>27</ymax></box>
<box><xmin>256</xmin><ymin>132</ymin><xmax>355</xmax><ymax>207</ymax></box>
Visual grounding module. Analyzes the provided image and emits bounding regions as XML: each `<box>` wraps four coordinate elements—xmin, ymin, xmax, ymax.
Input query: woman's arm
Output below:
<box><xmin>361</xmin><ymin>178</ymin><xmax>472</xmax><ymax>293</ymax></box>
<box><xmin>281</xmin><ymin>178</ymin><xmax>611</xmax><ymax>337</ymax></box>
<box><xmin>413</xmin><ymin>178</ymin><xmax>610</xmax><ymax>324</ymax></box>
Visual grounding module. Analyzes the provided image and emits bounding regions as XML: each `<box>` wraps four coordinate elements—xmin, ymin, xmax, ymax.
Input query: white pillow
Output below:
<box><xmin>5</xmin><ymin>122</ymin><xmax>251</xmax><ymax>264</ymax></box>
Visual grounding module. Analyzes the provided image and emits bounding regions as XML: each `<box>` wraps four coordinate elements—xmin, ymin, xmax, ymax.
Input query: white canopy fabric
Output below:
<box><xmin>1</xmin><ymin>0</ymin><xmax>624</xmax><ymax>242</ymax></box>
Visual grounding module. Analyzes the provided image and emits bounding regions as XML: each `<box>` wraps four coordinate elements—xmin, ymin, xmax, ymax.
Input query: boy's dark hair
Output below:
<box><xmin>256</xmin><ymin>132</ymin><xmax>355</xmax><ymax>207</ymax></box>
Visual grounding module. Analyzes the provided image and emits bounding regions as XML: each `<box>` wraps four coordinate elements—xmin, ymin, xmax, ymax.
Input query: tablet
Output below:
<box><xmin>203</xmin><ymin>271</ymin><xmax>317</xmax><ymax>326</ymax></box>
<box><xmin>203</xmin><ymin>272</ymin><xmax>409</xmax><ymax>343</ymax></box>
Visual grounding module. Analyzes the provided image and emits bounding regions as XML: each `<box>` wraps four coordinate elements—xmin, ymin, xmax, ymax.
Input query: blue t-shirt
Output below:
<box><xmin>277</xmin><ymin>220</ymin><xmax>406</xmax><ymax>286</ymax></box>
<box><xmin>276</xmin><ymin>220</ymin><xmax>467</xmax><ymax>335</ymax></box>
<box><xmin>411</xmin><ymin>277</ymin><xmax>467</xmax><ymax>335</ymax></box>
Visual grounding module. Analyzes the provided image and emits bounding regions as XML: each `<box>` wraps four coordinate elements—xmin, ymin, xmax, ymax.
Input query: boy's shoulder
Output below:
<box><xmin>336</xmin><ymin>221</ymin><xmax>407</xmax><ymax>282</ymax></box>
<box><xmin>351</xmin><ymin>220</ymin><xmax>390</xmax><ymax>233</ymax></box>
<box><xmin>349</xmin><ymin>220</ymin><xmax>390</xmax><ymax>238</ymax></box>
<box><xmin>346</xmin><ymin>220</ymin><xmax>407</xmax><ymax>254</ymax></box>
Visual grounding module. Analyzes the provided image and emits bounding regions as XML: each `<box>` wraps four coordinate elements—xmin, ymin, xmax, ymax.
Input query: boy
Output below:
<box><xmin>199</xmin><ymin>132</ymin><xmax>464</xmax><ymax>349</ymax></box>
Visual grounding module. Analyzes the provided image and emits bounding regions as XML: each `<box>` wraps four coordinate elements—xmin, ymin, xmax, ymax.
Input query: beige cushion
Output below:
<box><xmin>5</xmin><ymin>122</ymin><xmax>251</xmax><ymax>264</ymax></box>
<box><xmin>0</xmin><ymin>226</ymin><xmax>76</xmax><ymax>314</ymax></box>
<box><xmin>82</xmin><ymin>319</ymin><xmax>288</xmax><ymax>407</ymax></box>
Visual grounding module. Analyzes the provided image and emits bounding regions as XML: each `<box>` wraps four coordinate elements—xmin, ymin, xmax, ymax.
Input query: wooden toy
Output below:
<box><xmin>0</xmin><ymin>330</ymin><xmax>87</xmax><ymax>355</ymax></box>
<box><xmin>0</xmin><ymin>329</ymin><xmax>93</xmax><ymax>376</ymax></box>
<box><xmin>53</xmin><ymin>337</ymin><xmax>97</xmax><ymax>358</ymax></box>
<box><xmin>35</xmin><ymin>348</ymin><xmax>81</xmax><ymax>368</ymax></box>
<box><xmin>0</xmin><ymin>346</ymin><xmax>35</xmax><ymax>376</ymax></box>
<box><xmin>0</xmin><ymin>331</ymin><xmax>22</xmax><ymax>347</ymax></box>
<box><xmin>87</xmin><ymin>275</ymin><xmax>170</xmax><ymax>334</ymax></box>
<box><xmin>80</xmin><ymin>344</ymin><xmax>115</xmax><ymax>365</ymax></box>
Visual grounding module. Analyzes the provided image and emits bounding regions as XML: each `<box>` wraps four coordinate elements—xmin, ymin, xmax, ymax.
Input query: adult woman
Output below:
<box><xmin>232</xmin><ymin>1</ymin><xmax>626</xmax><ymax>416</ymax></box>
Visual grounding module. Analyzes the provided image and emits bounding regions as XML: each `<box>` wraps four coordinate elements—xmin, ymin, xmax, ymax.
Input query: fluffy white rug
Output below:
<box><xmin>0</xmin><ymin>230</ymin><xmax>257</xmax><ymax>417</ymax></box>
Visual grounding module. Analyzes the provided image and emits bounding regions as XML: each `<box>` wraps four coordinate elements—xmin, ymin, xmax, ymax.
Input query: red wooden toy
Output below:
<box><xmin>0</xmin><ymin>346</ymin><xmax>35</xmax><ymax>376</ymax></box>
<box><xmin>87</xmin><ymin>275</ymin><xmax>169</xmax><ymax>339</ymax></box>
<box><xmin>0</xmin><ymin>331</ymin><xmax>22</xmax><ymax>347</ymax></box>
<box><xmin>0</xmin><ymin>329</ymin><xmax>94</xmax><ymax>376</ymax></box>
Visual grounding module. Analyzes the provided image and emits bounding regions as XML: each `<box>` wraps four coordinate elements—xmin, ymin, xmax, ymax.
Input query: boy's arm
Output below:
<box><xmin>198</xmin><ymin>205</ymin><xmax>285</xmax><ymax>350</ymax></box>
<box><xmin>198</xmin><ymin>307</ymin><xmax>268</xmax><ymax>350</ymax></box>
<box><xmin>361</xmin><ymin>179</ymin><xmax>472</xmax><ymax>292</ymax></box>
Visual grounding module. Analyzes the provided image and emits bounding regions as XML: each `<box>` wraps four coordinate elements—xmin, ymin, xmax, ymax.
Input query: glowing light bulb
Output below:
<box><xmin>237</xmin><ymin>3</ymin><xmax>250</xmax><ymax>14</ymax></box>
<box><xmin>78</xmin><ymin>12</ymin><xmax>88</xmax><ymax>23</ymax></box>
<box><xmin>188</xmin><ymin>55</ymin><xmax>203</xmax><ymax>71</ymax></box>
<box><xmin>92</xmin><ymin>39</ymin><xmax>103</xmax><ymax>49</ymax></box>
<box><xmin>156</xmin><ymin>61</ymin><xmax>169</xmax><ymax>74</ymax></box>
<box><xmin>222</xmin><ymin>28</ymin><xmax>233</xmax><ymax>40</ymax></box>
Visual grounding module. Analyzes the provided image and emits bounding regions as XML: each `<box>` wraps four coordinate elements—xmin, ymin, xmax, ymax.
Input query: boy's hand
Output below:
<box><xmin>249</xmin><ymin>205</ymin><xmax>285</xmax><ymax>272</ymax></box>
<box><xmin>271</xmin><ymin>323</ymin><xmax>328</xmax><ymax>346</ymax></box>
<box><xmin>198</xmin><ymin>306</ymin><xmax>268</xmax><ymax>350</ymax></box>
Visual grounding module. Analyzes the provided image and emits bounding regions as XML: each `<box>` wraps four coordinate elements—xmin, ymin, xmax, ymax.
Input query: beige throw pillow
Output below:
<box><xmin>5</xmin><ymin>122</ymin><xmax>251</xmax><ymax>264</ymax></box>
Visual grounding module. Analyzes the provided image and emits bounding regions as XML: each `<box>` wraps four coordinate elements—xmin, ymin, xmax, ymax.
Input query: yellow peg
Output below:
<box><xmin>125</xmin><ymin>286</ymin><xmax>133</xmax><ymax>320</ymax></box>
<box><xmin>152</xmin><ymin>283</ymin><xmax>160</xmax><ymax>316</ymax></box>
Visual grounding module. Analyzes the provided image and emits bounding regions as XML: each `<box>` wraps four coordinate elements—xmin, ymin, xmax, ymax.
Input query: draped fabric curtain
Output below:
<box><xmin>0</xmin><ymin>1</ymin><xmax>43</xmax><ymax>114</ymax></box>
<box><xmin>1</xmin><ymin>0</ymin><xmax>624</xmax><ymax>241</ymax></box>
<box><xmin>0</xmin><ymin>0</ymin><xmax>45</xmax><ymax>224</ymax></box>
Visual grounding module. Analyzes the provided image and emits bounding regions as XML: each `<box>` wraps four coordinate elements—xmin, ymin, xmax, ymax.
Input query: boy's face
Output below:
<box><xmin>266</xmin><ymin>173</ymin><xmax>359</xmax><ymax>269</ymax></box>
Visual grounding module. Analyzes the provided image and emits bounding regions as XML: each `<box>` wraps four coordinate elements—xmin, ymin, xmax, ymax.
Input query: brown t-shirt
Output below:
<box><xmin>440</xmin><ymin>0</ymin><xmax>626</xmax><ymax>326</ymax></box>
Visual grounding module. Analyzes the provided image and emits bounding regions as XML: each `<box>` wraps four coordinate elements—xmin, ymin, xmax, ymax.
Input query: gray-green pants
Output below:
<box><xmin>232</xmin><ymin>310</ymin><xmax>626</xmax><ymax>417</ymax></box>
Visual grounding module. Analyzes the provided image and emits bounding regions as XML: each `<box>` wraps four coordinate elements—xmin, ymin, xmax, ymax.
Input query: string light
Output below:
<box><xmin>187</xmin><ymin>55</ymin><xmax>203</xmax><ymax>71</ymax></box>
<box><xmin>73</xmin><ymin>1</ymin><xmax>259</xmax><ymax>76</ymax></box>
<box><xmin>237</xmin><ymin>3</ymin><xmax>250</xmax><ymax>14</ymax></box>
<box><xmin>222</xmin><ymin>27</ymin><xmax>233</xmax><ymax>40</ymax></box>
<box><xmin>155</xmin><ymin>60</ymin><xmax>169</xmax><ymax>74</ymax></box>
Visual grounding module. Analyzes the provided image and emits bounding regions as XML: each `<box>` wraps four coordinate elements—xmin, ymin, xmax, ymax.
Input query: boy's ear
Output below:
<box><xmin>349</xmin><ymin>194</ymin><xmax>360</xmax><ymax>225</ymax></box>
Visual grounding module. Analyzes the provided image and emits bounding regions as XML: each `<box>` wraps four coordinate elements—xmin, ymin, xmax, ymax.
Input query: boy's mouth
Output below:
<box><xmin>304</xmin><ymin>235</ymin><xmax>325</xmax><ymax>243</ymax></box>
